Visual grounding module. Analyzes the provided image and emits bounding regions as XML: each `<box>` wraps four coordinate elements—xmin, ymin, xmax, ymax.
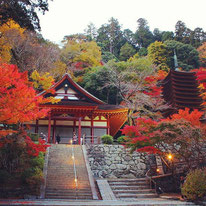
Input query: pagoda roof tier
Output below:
<box><xmin>162</xmin><ymin>69</ymin><xmax>203</xmax><ymax>116</ymax></box>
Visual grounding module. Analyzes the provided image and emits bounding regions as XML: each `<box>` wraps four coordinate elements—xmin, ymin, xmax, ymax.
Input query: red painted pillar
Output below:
<box><xmin>52</xmin><ymin>119</ymin><xmax>56</xmax><ymax>144</ymax></box>
<box><xmin>107</xmin><ymin>115</ymin><xmax>110</xmax><ymax>135</ymax></box>
<box><xmin>35</xmin><ymin>120</ymin><xmax>39</xmax><ymax>134</ymax></box>
<box><xmin>91</xmin><ymin>116</ymin><xmax>94</xmax><ymax>144</ymax></box>
<box><xmin>48</xmin><ymin>113</ymin><xmax>51</xmax><ymax>143</ymax></box>
<box><xmin>78</xmin><ymin>117</ymin><xmax>81</xmax><ymax>145</ymax></box>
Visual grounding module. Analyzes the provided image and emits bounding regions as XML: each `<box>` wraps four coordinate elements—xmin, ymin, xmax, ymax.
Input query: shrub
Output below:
<box><xmin>0</xmin><ymin>170</ymin><xmax>11</xmax><ymax>184</ymax></box>
<box><xmin>117</xmin><ymin>136</ymin><xmax>127</xmax><ymax>144</ymax></box>
<box><xmin>101</xmin><ymin>135</ymin><xmax>113</xmax><ymax>144</ymax></box>
<box><xmin>27</xmin><ymin>133</ymin><xmax>39</xmax><ymax>141</ymax></box>
<box><xmin>29</xmin><ymin>152</ymin><xmax>44</xmax><ymax>170</ymax></box>
<box><xmin>181</xmin><ymin>168</ymin><xmax>206</xmax><ymax>201</ymax></box>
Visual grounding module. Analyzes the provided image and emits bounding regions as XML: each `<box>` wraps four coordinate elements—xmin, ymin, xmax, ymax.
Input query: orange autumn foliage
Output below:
<box><xmin>0</xmin><ymin>63</ymin><xmax>49</xmax><ymax>136</ymax></box>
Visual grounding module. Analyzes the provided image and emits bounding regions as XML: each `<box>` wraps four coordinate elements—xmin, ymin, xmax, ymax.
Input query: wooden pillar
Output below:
<box><xmin>107</xmin><ymin>115</ymin><xmax>110</xmax><ymax>135</ymax></box>
<box><xmin>73</xmin><ymin>120</ymin><xmax>76</xmax><ymax>132</ymax></box>
<box><xmin>35</xmin><ymin>120</ymin><xmax>39</xmax><ymax>134</ymax></box>
<box><xmin>52</xmin><ymin>119</ymin><xmax>56</xmax><ymax>144</ymax></box>
<box><xmin>48</xmin><ymin>113</ymin><xmax>51</xmax><ymax>143</ymax></box>
<box><xmin>91</xmin><ymin>116</ymin><xmax>94</xmax><ymax>144</ymax></box>
<box><xmin>78</xmin><ymin>117</ymin><xmax>81</xmax><ymax>145</ymax></box>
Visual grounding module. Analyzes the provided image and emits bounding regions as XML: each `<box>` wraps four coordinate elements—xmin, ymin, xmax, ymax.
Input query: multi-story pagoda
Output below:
<box><xmin>26</xmin><ymin>74</ymin><xmax>128</xmax><ymax>144</ymax></box>
<box><xmin>162</xmin><ymin>51</ymin><xmax>203</xmax><ymax>116</ymax></box>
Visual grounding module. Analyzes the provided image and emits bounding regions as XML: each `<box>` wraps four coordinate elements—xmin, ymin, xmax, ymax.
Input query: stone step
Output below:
<box><xmin>108</xmin><ymin>178</ymin><xmax>147</xmax><ymax>182</ymax></box>
<box><xmin>113</xmin><ymin>189</ymin><xmax>156</xmax><ymax>194</ymax></box>
<box><xmin>110</xmin><ymin>185</ymin><xmax>149</xmax><ymax>190</ymax></box>
<box><xmin>109</xmin><ymin>181</ymin><xmax>148</xmax><ymax>186</ymax></box>
<box><xmin>45</xmin><ymin>195</ymin><xmax>92</xmax><ymax>199</ymax></box>
<box><xmin>116</xmin><ymin>193</ymin><xmax>158</xmax><ymax>198</ymax></box>
<box><xmin>45</xmin><ymin>145</ymin><xmax>93</xmax><ymax>200</ymax></box>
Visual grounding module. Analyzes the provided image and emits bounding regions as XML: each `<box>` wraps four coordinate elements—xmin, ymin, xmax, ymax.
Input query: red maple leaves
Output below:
<box><xmin>0</xmin><ymin>63</ymin><xmax>49</xmax><ymax>136</ymax></box>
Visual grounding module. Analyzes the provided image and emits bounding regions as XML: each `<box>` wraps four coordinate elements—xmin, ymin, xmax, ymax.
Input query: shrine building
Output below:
<box><xmin>26</xmin><ymin>74</ymin><xmax>128</xmax><ymax>144</ymax></box>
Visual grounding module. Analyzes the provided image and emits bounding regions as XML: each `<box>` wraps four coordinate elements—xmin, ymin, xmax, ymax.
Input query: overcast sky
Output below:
<box><xmin>39</xmin><ymin>0</ymin><xmax>206</xmax><ymax>45</ymax></box>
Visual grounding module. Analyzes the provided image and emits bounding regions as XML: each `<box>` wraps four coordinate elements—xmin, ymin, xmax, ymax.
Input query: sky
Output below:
<box><xmin>39</xmin><ymin>0</ymin><xmax>206</xmax><ymax>45</ymax></box>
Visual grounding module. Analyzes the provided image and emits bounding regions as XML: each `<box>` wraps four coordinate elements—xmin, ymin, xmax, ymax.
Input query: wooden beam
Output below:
<box><xmin>78</xmin><ymin>117</ymin><xmax>81</xmax><ymax>145</ymax></box>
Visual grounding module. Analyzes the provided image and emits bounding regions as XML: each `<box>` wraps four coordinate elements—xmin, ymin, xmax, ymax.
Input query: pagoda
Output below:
<box><xmin>26</xmin><ymin>74</ymin><xmax>128</xmax><ymax>144</ymax></box>
<box><xmin>162</xmin><ymin>51</ymin><xmax>203</xmax><ymax>116</ymax></box>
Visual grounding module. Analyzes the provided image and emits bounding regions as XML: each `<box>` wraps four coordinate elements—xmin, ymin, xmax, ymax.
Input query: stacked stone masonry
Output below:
<box><xmin>86</xmin><ymin>145</ymin><xmax>149</xmax><ymax>178</ymax></box>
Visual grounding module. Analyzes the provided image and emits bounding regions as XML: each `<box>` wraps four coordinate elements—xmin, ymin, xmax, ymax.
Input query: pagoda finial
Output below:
<box><xmin>174</xmin><ymin>49</ymin><xmax>179</xmax><ymax>71</ymax></box>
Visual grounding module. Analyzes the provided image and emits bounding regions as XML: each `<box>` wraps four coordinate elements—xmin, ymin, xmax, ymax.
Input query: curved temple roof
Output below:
<box><xmin>39</xmin><ymin>73</ymin><xmax>128</xmax><ymax>136</ymax></box>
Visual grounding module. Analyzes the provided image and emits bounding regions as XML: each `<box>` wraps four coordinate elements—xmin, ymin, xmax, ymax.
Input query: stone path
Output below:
<box><xmin>45</xmin><ymin>144</ymin><xmax>93</xmax><ymax>199</ymax></box>
<box><xmin>0</xmin><ymin>199</ymin><xmax>196</xmax><ymax>205</ymax></box>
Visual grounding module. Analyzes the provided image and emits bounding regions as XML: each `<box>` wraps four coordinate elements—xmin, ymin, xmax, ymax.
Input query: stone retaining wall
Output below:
<box><xmin>86</xmin><ymin>144</ymin><xmax>149</xmax><ymax>178</ymax></box>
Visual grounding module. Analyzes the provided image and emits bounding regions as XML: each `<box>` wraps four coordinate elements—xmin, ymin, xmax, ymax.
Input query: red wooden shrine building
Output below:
<box><xmin>27</xmin><ymin>74</ymin><xmax>128</xmax><ymax>144</ymax></box>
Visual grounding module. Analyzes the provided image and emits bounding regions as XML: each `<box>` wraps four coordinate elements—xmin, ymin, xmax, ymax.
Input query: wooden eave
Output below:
<box><xmin>39</xmin><ymin>73</ymin><xmax>104</xmax><ymax>105</ymax></box>
<box><xmin>162</xmin><ymin>69</ymin><xmax>203</xmax><ymax>116</ymax></box>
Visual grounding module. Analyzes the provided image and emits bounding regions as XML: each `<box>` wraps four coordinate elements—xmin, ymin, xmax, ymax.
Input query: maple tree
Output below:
<box><xmin>121</xmin><ymin>108</ymin><xmax>206</xmax><ymax>170</ymax></box>
<box><xmin>0</xmin><ymin>63</ymin><xmax>49</xmax><ymax>136</ymax></box>
<box><xmin>192</xmin><ymin>67</ymin><xmax>206</xmax><ymax>108</ymax></box>
<box><xmin>61</xmin><ymin>38</ymin><xmax>102</xmax><ymax>73</ymax></box>
<box><xmin>30</xmin><ymin>70</ymin><xmax>55</xmax><ymax>91</ymax></box>
<box><xmin>197</xmin><ymin>42</ymin><xmax>206</xmax><ymax>66</ymax></box>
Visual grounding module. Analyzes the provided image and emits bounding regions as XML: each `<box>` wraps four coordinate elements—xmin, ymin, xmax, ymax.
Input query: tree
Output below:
<box><xmin>0</xmin><ymin>63</ymin><xmax>49</xmax><ymax>136</ymax></box>
<box><xmin>96</xmin><ymin>17</ymin><xmax>125</xmax><ymax>57</ymax></box>
<box><xmin>9</xmin><ymin>31</ymin><xmax>61</xmax><ymax>74</ymax></box>
<box><xmin>197</xmin><ymin>42</ymin><xmax>206</xmax><ymax>66</ymax></box>
<box><xmin>161</xmin><ymin>31</ymin><xmax>174</xmax><ymax>42</ymax></box>
<box><xmin>165</xmin><ymin>40</ymin><xmax>200</xmax><ymax>71</ymax></box>
<box><xmin>147</xmin><ymin>41</ymin><xmax>169</xmax><ymax>71</ymax></box>
<box><xmin>0</xmin><ymin>20</ymin><xmax>25</xmax><ymax>63</ymax></box>
<box><xmin>0</xmin><ymin>0</ymin><xmax>51</xmax><ymax>31</ymax></box>
<box><xmin>61</xmin><ymin>39</ymin><xmax>102</xmax><ymax>75</ymax></box>
<box><xmin>102</xmin><ymin>58</ymin><xmax>167</xmax><ymax>124</ymax></box>
<box><xmin>122</xmin><ymin>29</ymin><xmax>136</xmax><ymax>48</ymax></box>
<box><xmin>84</xmin><ymin>23</ymin><xmax>97</xmax><ymax>41</ymax></box>
<box><xmin>134</xmin><ymin>18</ymin><xmax>154</xmax><ymax>48</ymax></box>
<box><xmin>119</xmin><ymin>42</ymin><xmax>136</xmax><ymax>61</ymax></box>
<box><xmin>121</xmin><ymin>108</ymin><xmax>206</xmax><ymax>170</ymax></box>
<box><xmin>30</xmin><ymin>70</ymin><xmax>55</xmax><ymax>91</ymax></box>
<box><xmin>153</xmin><ymin>28</ymin><xmax>162</xmax><ymax>42</ymax></box>
<box><xmin>81</xmin><ymin>66</ymin><xmax>117</xmax><ymax>104</ymax></box>
<box><xmin>175</xmin><ymin>21</ymin><xmax>191</xmax><ymax>44</ymax></box>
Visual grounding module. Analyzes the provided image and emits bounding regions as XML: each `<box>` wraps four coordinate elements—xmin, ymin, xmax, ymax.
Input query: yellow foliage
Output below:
<box><xmin>0</xmin><ymin>20</ymin><xmax>25</xmax><ymax>63</ymax></box>
<box><xmin>128</xmin><ymin>53</ymin><xmax>139</xmax><ymax>62</ymax></box>
<box><xmin>61</xmin><ymin>40</ymin><xmax>102</xmax><ymax>68</ymax></box>
<box><xmin>30</xmin><ymin>70</ymin><xmax>54</xmax><ymax>90</ymax></box>
<box><xmin>50</xmin><ymin>60</ymin><xmax>68</xmax><ymax>80</ymax></box>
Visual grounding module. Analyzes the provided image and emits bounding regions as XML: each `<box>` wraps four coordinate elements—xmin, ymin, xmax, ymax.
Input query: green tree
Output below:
<box><xmin>119</xmin><ymin>42</ymin><xmax>136</xmax><ymax>61</ymax></box>
<box><xmin>175</xmin><ymin>21</ymin><xmax>191</xmax><ymax>44</ymax></box>
<box><xmin>122</xmin><ymin>29</ymin><xmax>136</xmax><ymax>48</ymax></box>
<box><xmin>134</xmin><ymin>18</ymin><xmax>154</xmax><ymax>48</ymax></box>
<box><xmin>97</xmin><ymin>17</ymin><xmax>125</xmax><ymax>57</ymax></box>
<box><xmin>0</xmin><ymin>0</ymin><xmax>51</xmax><ymax>31</ymax></box>
<box><xmin>81</xmin><ymin>66</ymin><xmax>117</xmax><ymax>104</ymax></box>
<box><xmin>165</xmin><ymin>40</ymin><xmax>200</xmax><ymax>70</ymax></box>
<box><xmin>147</xmin><ymin>41</ymin><xmax>169</xmax><ymax>71</ymax></box>
<box><xmin>84</xmin><ymin>23</ymin><xmax>97</xmax><ymax>41</ymax></box>
<box><xmin>138</xmin><ymin>47</ymin><xmax>147</xmax><ymax>57</ymax></box>
<box><xmin>161</xmin><ymin>31</ymin><xmax>174</xmax><ymax>42</ymax></box>
<box><xmin>153</xmin><ymin>28</ymin><xmax>162</xmax><ymax>42</ymax></box>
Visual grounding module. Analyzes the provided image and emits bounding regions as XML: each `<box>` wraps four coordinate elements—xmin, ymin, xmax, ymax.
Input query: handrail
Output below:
<box><xmin>71</xmin><ymin>144</ymin><xmax>78</xmax><ymax>199</ymax></box>
<box><xmin>145</xmin><ymin>168</ymin><xmax>157</xmax><ymax>192</ymax></box>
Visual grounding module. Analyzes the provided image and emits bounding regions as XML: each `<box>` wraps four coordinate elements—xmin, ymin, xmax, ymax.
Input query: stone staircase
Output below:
<box><xmin>45</xmin><ymin>144</ymin><xmax>93</xmax><ymax>199</ymax></box>
<box><xmin>108</xmin><ymin>178</ymin><xmax>158</xmax><ymax>200</ymax></box>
